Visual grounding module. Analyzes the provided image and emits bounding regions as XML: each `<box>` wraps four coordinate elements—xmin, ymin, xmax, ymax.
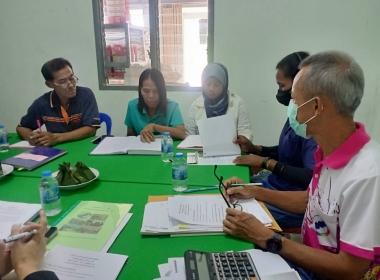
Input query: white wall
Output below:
<box><xmin>214</xmin><ymin>0</ymin><xmax>380</xmax><ymax>144</ymax></box>
<box><xmin>0</xmin><ymin>0</ymin><xmax>379</xmax><ymax>145</ymax></box>
<box><xmin>0</xmin><ymin>0</ymin><xmax>200</xmax><ymax>138</ymax></box>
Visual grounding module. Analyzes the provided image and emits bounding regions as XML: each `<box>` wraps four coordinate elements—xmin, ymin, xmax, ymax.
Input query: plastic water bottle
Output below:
<box><xmin>161</xmin><ymin>132</ymin><xmax>173</xmax><ymax>162</ymax></box>
<box><xmin>39</xmin><ymin>171</ymin><xmax>62</xmax><ymax>216</ymax></box>
<box><xmin>0</xmin><ymin>125</ymin><xmax>9</xmax><ymax>153</ymax></box>
<box><xmin>172</xmin><ymin>153</ymin><xmax>188</xmax><ymax>192</ymax></box>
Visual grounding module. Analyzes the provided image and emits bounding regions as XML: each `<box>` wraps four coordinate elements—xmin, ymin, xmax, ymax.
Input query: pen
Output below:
<box><xmin>183</xmin><ymin>186</ymin><xmax>219</xmax><ymax>193</ymax></box>
<box><xmin>3</xmin><ymin>229</ymin><xmax>37</xmax><ymax>243</ymax></box>
<box><xmin>36</xmin><ymin>120</ymin><xmax>42</xmax><ymax>133</ymax></box>
<box><xmin>230</xmin><ymin>183</ymin><xmax>263</xmax><ymax>186</ymax></box>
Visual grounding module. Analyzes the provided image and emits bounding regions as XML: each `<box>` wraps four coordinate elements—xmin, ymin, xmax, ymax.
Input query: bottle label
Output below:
<box><xmin>40</xmin><ymin>183</ymin><xmax>60</xmax><ymax>204</ymax></box>
<box><xmin>172</xmin><ymin>166</ymin><xmax>188</xmax><ymax>180</ymax></box>
<box><xmin>162</xmin><ymin>143</ymin><xmax>173</xmax><ymax>153</ymax></box>
<box><xmin>0</xmin><ymin>135</ymin><xmax>7</xmax><ymax>145</ymax></box>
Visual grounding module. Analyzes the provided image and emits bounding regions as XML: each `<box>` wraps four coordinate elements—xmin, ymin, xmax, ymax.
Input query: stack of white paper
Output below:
<box><xmin>0</xmin><ymin>201</ymin><xmax>41</xmax><ymax>239</ymax></box>
<box><xmin>177</xmin><ymin>135</ymin><xmax>203</xmax><ymax>150</ymax></box>
<box><xmin>90</xmin><ymin>136</ymin><xmax>161</xmax><ymax>155</ymax></box>
<box><xmin>187</xmin><ymin>152</ymin><xmax>237</xmax><ymax>165</ymax></box>
<box><xmin>154</xmin><ymin>250</ymin><xmax>301</xmax><ymax>280</ymax></box>
<box><xmin>41</xmin><ymin>245</ymin><xmax>128</xmax><ymax>280</ymax></box>
<box><xmin>10</xmin><ymin>141</ymin><xmax>35</xmax><ymax>149</ymax></box>
<box><xmin>197</xmin><ymin>115</ymin><xmax>241</xmax><ymax>157</ymax></box>
<box><xmin>141</xmin><ymin>195</ymin><xmax>272</xmax><ymax>236</ymax></box>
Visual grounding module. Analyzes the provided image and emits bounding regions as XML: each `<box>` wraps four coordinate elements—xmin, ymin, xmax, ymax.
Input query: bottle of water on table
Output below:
<box><xmin>161</xmin><ymin>132</ymin><xmax>173</xmax><ymax>162</ymax></box>
<box><xmin>39</xmin><ymin>171</ymin><xmax>62</xmax><ymax>216</ymax></box>
<box><xmin>0</xmin><ymin>125</ymin><xmax>9</xmax><ymax>153</ymax></box>
<box><xmin>172</xmin><ymin>152</ymin><xmax>188</xmax><ymax>192</ymax></box>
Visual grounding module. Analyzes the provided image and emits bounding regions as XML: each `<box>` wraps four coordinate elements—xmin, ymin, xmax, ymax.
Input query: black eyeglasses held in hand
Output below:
<box><xmin>214</xmin><ymin>165</ymin><xmax>242</xmax><ymax>211</ymax></box>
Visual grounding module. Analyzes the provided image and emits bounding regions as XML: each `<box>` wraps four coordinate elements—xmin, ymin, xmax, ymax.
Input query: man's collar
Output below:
<box><xmin>315</xmin><ymin>122</ymin><xmax>371</xmax><ymax>169</ymax></box>
<box><xmin>49</xmin><ymin>90</ymin><xmax>77</xmax><ymax>108</ymax></box>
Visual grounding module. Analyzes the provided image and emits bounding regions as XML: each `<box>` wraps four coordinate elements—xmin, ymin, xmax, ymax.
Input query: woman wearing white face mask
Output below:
<box><xmin>185</xmin><ymin>63</ymin><xmax>253</xmax><ymax>141</ymax></box>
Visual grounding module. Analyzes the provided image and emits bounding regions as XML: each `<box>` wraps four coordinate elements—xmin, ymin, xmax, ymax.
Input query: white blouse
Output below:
<box><xmin>186</xmin><ymin>93</ymin><xmax>253</xmax><ymax>141</ymax></box>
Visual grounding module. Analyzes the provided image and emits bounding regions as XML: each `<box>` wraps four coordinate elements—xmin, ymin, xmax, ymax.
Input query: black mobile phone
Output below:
<box><xmin>45</xmin><ymin>226</ymin><xmax>58</xmax><ymax>243</ymax></box>
<box><xmin>91</xmin><ymin>135</ymin><xmax>114</xmax><ymax>144</ymax></box>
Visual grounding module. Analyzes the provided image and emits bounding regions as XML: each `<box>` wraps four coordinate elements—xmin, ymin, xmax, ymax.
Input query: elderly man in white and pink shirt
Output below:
<box><xmin>222</xmin><ymin>51</ymin><xmax>380</xmax><ymax>280</ymax></box>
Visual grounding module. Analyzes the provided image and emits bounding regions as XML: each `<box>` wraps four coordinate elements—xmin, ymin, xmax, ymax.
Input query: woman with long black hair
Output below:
<box><xmin>125</xmin><ymin>68</ymin><xmax>186</xmax><ymax>143</ymax></box>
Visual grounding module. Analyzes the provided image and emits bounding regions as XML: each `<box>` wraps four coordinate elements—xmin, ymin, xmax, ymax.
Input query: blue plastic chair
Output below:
<box><xmin>99</xmin><ymin>112</ymin><xmax>112</xmax><ymax>136</ymax></box>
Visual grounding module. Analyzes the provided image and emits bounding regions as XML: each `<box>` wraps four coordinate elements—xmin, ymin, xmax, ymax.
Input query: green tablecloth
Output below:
<box><xmin>0</xmin><ymin>176</ymin><xmax>254</xmax><ymax>279</ymax></box>
<box><xmin>1</xmin><ymin>134</ymin><xmax>250</xmax><ymax>186</ymax></box>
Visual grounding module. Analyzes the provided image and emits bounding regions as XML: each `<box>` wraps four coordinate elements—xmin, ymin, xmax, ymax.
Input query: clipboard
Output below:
<box><xmin>147</xmin><ymin>195</ymin><xmax>282</xmax><ymax>232</ymax></box>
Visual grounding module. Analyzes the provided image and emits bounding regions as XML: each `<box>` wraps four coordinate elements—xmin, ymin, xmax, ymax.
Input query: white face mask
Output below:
<box><xmin>287</xmin><ymin>98</ymin><xmax>317</xmax><ymax>139</ymax></box>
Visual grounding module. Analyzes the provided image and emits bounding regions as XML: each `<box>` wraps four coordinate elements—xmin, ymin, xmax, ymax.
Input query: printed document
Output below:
<box><xmin>47</xmin><ymin>201</ymin><xmax>132</xmax><ymax>251</ymax></box>
<box><xmin>0</xmin><ymin>201</ymin><xmax>41</xmax><ymax>239</ymax></box>
<box><xmin>41</xmin><ymin>245</ymin><xmax>127</xmax><ymax>280</ymax></box>
<box><xmin>168</xmin><ymin>196</ymin><xmax>272</xmax><ymax>226</ymax></box>
<box><xmin>197</xmin><ymin>115</ymin><xmax>240</xmax><ymax>157</ymax></box>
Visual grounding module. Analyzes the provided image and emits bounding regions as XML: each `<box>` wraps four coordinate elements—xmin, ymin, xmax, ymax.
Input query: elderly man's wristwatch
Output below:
<box><xmin>266</xmin><ymin>233</ymin><xmax>283</xmax><ymax>254</ymax></box>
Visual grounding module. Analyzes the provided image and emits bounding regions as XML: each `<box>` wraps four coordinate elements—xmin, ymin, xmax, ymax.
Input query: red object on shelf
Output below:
<box><xmin>107</xmin><ymin>68</ymin><xmax>125</xmax><ymax>78</ymax></box>
<box><xmin>112</xmin><ymin>44</ymin><xmax>126</xmax><ymax>56</ymax></box>
<box><xmin>103</xmin><ymin>0</ymin><xmax>130</xmax><ymax>24</ymax></box>
<box><xmin>106</xmin><ymin>45</ymin><xmax>113</xmax><ymax>56</ymax></box>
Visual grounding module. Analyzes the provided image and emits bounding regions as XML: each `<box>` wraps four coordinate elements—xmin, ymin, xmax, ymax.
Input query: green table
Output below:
<box><xmin>1</xmin><ymin>134</ymin><xmax>250</xmax><ymax>186</ymax></box>
<box><xmin>0</xmin><ymin>176</ymin><xmax>254</xmax><ymax>279</ymax></box>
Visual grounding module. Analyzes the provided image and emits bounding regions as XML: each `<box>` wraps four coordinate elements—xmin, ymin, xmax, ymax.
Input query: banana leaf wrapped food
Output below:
<box><xmin>75</xmin><ymin>161</ymin><xmax>96</xmax><ymax>181</ymax></box>
<box><xmin>0</xmin><ymin>162</ymin><xmax>3</xmax><ymax>176</ymax></box>
<box><xmin>56</xmin><ymin>162</ymin><xmax>96</xmax><ymax>186</ymax></box>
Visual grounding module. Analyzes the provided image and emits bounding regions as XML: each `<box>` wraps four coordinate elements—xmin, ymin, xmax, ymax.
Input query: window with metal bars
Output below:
<box><xmin>92</xmin><ymin>0</ymin><xmax>214</xmax><ymax>91</ymax></box>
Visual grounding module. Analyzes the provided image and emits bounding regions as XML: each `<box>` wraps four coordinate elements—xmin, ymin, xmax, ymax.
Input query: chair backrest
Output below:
<box><xmin>99</xmin><ymin>112</ymin><xmax>112</xmax><ymax>136</ymax></box>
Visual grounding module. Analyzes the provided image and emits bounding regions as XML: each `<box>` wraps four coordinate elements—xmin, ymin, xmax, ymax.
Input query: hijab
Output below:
<box><xmin>201</xmin><ymin>63</ymin><xmax>229</xmax><ymax>118</ymax></box>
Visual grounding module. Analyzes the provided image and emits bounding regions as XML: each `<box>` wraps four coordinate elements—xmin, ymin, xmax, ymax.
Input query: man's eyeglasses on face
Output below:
<box><xmin>214</xmin><ymin>165</ymin><xmax>242</xmax><ymax>211</ymax></box>
<box><xmin>53</xmin><ymin>75</ymin><xmax>78</xmax><ymax>89</ymax></box>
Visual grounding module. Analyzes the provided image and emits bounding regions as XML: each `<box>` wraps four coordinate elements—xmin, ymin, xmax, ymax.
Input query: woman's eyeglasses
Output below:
<box><xmin>214</xmin><ymin>165</ymin><xmax>242</xmax><ymax>211</ymax></box>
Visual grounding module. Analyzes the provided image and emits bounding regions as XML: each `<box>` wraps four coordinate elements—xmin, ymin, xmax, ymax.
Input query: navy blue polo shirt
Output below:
<box><xmin>267</xmin><ymin>119</ymin><xmax>317</xmax><ymax>191</ymax></box>
<box><xmin>19</xmin><ymin>86</ymin><xmax>100</xmax><ymax>133</ymax></box>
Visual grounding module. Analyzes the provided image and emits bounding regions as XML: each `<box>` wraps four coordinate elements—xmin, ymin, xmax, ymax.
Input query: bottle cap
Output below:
<box><xmin>41</xmin><ymin>170</ymin><xmax>52</xmax><ymax>177</ymax></box>
<box><xmin>0</xmin><ymin>125</ymin><xmax>4</xmax><ymax>129</ymax></box>
<box><xmin>175</xmin><ymin>153</ymin><xmax>183</xmax><ymax>158</ymax></box>
<box><xmin>163</xmin><ymin>132</ymin><xmax>170</xmax><ymax>136</ymax></box>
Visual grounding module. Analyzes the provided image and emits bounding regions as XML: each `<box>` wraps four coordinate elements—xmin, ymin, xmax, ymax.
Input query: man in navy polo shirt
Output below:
<box><xmin>16</xmin><ymin>58</ymin><xmax>100</xmax><ymax>146</ymax></box>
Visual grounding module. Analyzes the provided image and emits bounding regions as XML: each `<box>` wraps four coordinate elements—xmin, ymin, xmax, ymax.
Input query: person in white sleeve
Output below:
<box><xmin>221</xmin><ymin>51</ymin><xmax>380</xmax><ymax>280</ymax></box>
<box><xmin>185</xmin><ymin>63</ymin><xmax>253</xmax><ymax>141</ymax></box>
